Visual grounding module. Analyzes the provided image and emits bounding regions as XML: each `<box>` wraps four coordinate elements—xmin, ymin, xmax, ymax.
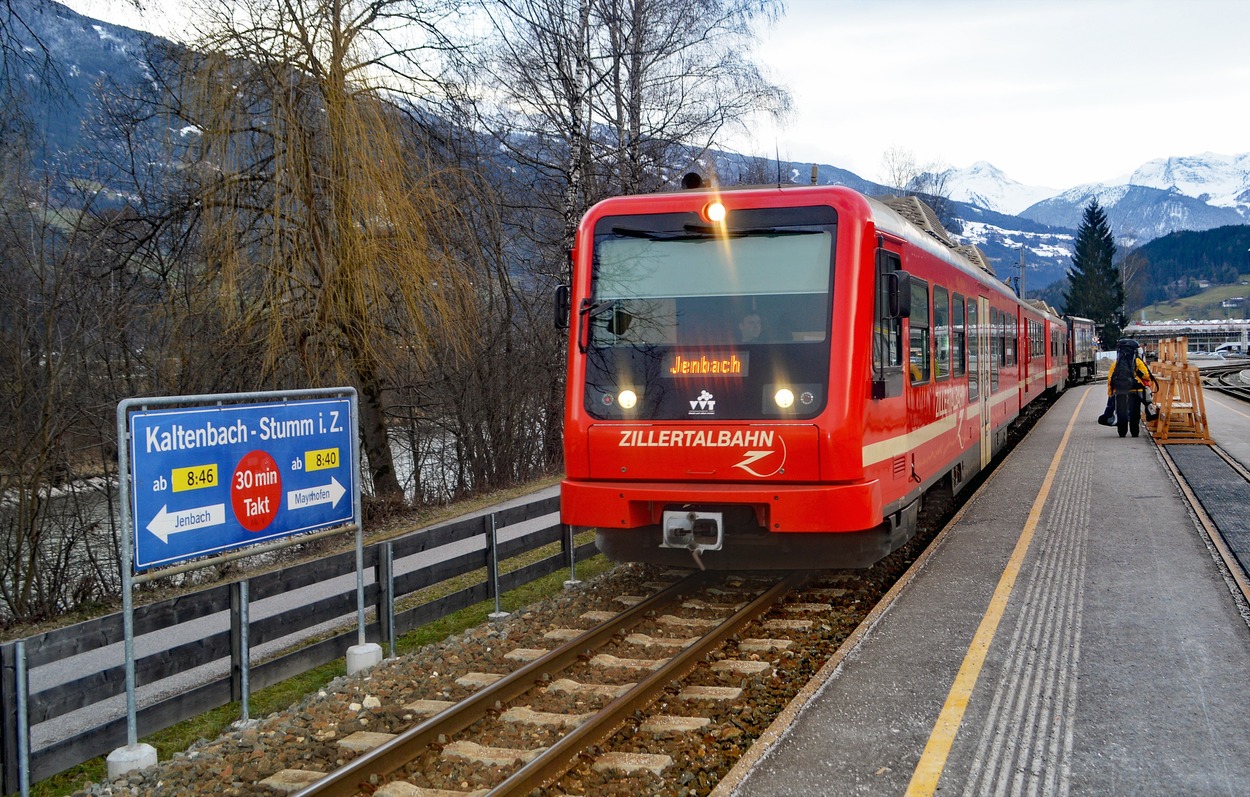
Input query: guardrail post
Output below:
<box><xmin>15</xmin><ymin>640</ymin><xmax>28</xmax><ymax>797</ymax></box>
<box><xmin>1</xmin><ymin>642</ymin><xmax>19</xmax><ymax>794</ymax></box>
<box><xmin>379</xmin><ymin>542</ymin><xmax>396</xmax><ymax>658</ymax></box>
<box><xmin>563</xmin><ymin>524</ymin><xmax>581</xmax><ymax>588</ymax></box>
<box><xmin>486</xmin><ymin>513</ymin><xmax>509</xmax><ymax>621</ymax></box>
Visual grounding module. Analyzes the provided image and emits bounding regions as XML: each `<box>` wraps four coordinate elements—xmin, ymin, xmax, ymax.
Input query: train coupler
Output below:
<box><xmin>661</xmin><ymin>510</ymin><xmax>723</xmax><ymax>567</ymax></box>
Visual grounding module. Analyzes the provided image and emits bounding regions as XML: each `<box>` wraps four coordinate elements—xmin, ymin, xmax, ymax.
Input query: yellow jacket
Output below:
<box><xmin>1106</xmin><ymin>356</ymin><xmax>1155</xmax><ymax>395</ymax></box>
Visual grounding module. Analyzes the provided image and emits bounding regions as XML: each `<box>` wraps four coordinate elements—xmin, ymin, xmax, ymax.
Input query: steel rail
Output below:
<box><xmin>1200</xmin><ymin>363</ymin><xmax>1250</xmax><ymax>404</ymax></box>
<box><xmin>1157</xmin><ymin>445</ymin><xmax>1250</xmax><ymax>606</ymax></box>
<box><xmin>290</xmin><ymin>569</ymin><xmax>715</xmax><ymax>797</ymax></box>
<box><xmin>484</xmin><ymin>570</ymin><xmax>809</xmax><ymax>797</ymax></box>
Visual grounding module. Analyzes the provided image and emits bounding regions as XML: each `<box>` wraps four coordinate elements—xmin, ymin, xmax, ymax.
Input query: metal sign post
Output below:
<box><xmin>112</xmin><ymin>388</ymin><xmax>361</xmax><ymax>776</ymax></box>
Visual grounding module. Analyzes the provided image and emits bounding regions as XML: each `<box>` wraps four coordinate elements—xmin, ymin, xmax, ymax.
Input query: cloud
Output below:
<box><xmin>735</xmin><ymin>0</ymin><xmax>1250</xmax><ymax>189</ymax></box>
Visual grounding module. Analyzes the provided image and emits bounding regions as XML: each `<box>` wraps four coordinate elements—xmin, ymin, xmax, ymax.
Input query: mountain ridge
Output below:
<box><xmin>14</xmin><ymin>0</ymin><xmax>1249</xmax><ymax>295</ymax></box>
<box><xmin>940</xmin><ymin>153</ymin><xmax>1250</xmax><ymax>245</ymax></box>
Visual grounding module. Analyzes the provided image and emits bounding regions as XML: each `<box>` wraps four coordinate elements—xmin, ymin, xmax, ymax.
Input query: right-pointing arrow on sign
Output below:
<box><xmin>287</xmin><ymin>476</ymin><xmax>346</xmax><ymax>511</ymax></box>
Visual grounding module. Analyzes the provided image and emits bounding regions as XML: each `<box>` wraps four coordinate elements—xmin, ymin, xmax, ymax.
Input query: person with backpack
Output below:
<box><xmin>1099</xmin><ymin>338</ymin><xmax>1157</xmax><ymax>438</ymax></box>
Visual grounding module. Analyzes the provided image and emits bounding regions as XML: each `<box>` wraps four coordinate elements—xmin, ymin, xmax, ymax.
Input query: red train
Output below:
<box><xmin>1066</xmin><ymin>315</ymin><xmax>1100</xmax><ymax>382</ymax></box>
<box><xmin>559</xmin><ymin>180</ymin><xmax>1071</xmax><ymax>570</ymax></box>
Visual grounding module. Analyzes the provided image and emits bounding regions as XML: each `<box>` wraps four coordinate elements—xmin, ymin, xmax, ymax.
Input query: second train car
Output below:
<box><xmin>560</xmin><ymin>180</ymin><xmax>1068</xmax><ymax>569</ymax></box>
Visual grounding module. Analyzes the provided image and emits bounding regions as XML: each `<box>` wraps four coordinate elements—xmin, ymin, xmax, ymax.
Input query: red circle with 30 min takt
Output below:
<box><xmin>231</xmin><ymin>450</ymin><xmax>282</xmax><ymax>532</ymax></box>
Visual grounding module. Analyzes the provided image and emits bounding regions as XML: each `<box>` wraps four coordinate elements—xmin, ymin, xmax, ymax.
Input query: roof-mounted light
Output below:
<box><xmin>703</xmin><ymin>200</ymin><xmax>727</xmax><ymax>223</ymax></box>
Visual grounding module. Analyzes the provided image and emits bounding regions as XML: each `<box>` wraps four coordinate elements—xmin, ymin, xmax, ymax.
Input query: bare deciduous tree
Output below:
<box><xmin>0</xmin><ymin>171</ymin><xmax>137</xmax><ymax>622</ymax></box>
<box><xmin>879</xmin><ymin>145</ymin><xmax>958</xmax><ymax>231</ymax></box>
<box><xmin>880</xmin><ymin>145</ymin><xmax>919</xmax><ymax>196</ymax></box>
<box><xmin>473</xmin><ymin>0</ymin><xmax>790</xmax><ymax>266</ymax></box>
<box><xmin>173</xmin><ymin>0</ymin><xmax>485</xmax><ymax>506</ymax></box>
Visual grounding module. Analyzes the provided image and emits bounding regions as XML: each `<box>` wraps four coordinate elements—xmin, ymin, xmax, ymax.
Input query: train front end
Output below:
<box><xmin>560</xmin><ymin>185</ymin><xmax>889</xmax><ymax>570</ymax></box>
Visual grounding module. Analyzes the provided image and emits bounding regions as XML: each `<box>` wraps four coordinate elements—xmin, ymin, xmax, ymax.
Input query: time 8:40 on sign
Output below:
<box><xmin>128</xmin><ymin>397</ymin><xmax>356</xmax><ymax>572</ymax></box>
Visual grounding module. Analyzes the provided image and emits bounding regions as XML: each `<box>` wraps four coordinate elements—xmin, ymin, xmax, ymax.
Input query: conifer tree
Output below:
<box><xmin>1063</xmin><ymin>198</ymin><xmax>1125</xmax><ymax>347</ymax></box>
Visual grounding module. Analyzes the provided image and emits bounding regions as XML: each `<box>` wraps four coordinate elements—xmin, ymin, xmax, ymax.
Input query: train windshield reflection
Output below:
<box><xmin>590</xmin><ymin>230</ymin><xmax>833</xmax><ymax>348</ymax></box>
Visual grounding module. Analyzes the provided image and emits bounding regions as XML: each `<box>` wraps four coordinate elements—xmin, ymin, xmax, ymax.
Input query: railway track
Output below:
<box><xmin>1160</xmin><ymin>442</ymin><xmax>1250</xmax><ymax>608</ymax></box>
<box><xmin>286</xmin><ymin>569</ymin><xmax>814</xmax><ymax>797</ymax></box>
<box><xmin>1199</xmin><ymin>361</ymin><xmax>1250</xmax><ymax>403</ymax></box>
<box><xmin>68</xmin><ymin>553</ymin><xmax>929</xmax><ymax>797</ymax></box>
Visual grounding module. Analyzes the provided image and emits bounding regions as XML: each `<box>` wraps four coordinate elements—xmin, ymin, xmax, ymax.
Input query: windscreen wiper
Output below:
<box><xmin>611</xmin><ymin>225</ymin><xmax>821</xmax><ymax>239</ymax></box>
<box><xmin>683</xmin><ymin>224</ymin><xmax>820</xmax><ymax>237</ymax></box>
<box><xmin>580</xmin><ymin>299</ymin><xmax>616</xmax><ymax>318</ymax></box>
<box><xmin>610</xmin><ymin>227</ymin><xmax>710</xmax><ymax>241</ymax></box>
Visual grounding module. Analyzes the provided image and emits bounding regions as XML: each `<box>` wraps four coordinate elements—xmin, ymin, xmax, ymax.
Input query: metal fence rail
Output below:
<box><xmin>0</xmin><ymin>494</ymin><xmax>593</xmax><ymax>791</ymax></box>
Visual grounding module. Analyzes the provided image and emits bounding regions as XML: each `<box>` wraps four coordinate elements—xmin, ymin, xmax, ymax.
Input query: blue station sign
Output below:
<box><xmin>127</xmin><ymin>397</ymin><xmax>356</xmax><ymax>571</ymax></box>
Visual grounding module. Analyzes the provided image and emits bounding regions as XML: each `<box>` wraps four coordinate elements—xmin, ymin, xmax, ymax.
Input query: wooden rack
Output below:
<box><xmin>1148</xmin><ymin>337</ymin><xmax>1212</xmax><ymax>444</ymax></box>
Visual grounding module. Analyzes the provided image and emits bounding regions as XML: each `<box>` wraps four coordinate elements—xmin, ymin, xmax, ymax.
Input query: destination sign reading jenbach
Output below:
<box><xmin>663</xmin><ymin>351</ymin><xmax>749</xmax><ymax>377</ymax></box>
<box><xmin>128</xmin><ymin>398</ymin><xmax>354</xmax><ymax>571</ymax></box>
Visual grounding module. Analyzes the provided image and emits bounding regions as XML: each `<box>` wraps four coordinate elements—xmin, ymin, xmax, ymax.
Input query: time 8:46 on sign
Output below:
<box><xmin>128</xmin><ymin>396</ymin><xmax>356</xmax><ymax>572</ymax></box>
<box><xmin>172</xmin><ymin>464</ymin><xmax>217</xmax><ymax>491</ymax></box>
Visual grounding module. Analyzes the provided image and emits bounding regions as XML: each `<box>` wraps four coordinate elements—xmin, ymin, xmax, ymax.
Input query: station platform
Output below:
<box><xmin>717</xmin><ymin>384</ymin><xmax>1250</xmax><ymax>796</ymax></box>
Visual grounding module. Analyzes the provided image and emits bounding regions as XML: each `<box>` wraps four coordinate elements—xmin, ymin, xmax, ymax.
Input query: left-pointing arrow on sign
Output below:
<box><xmin>146</xmin><ymin>503</ymin><xmax>227</xmax><ymax>544</ymax></box>
<box><xmin>286</xmin><ymin>476</ymin><xmax>347</xmax><ymax>511</ymax></box>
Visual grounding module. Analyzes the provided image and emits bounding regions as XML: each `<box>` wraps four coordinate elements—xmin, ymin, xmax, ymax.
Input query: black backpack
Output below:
<box><xmin>1110</xmin><ymin>344</ymin><xmax>1139</xmax><ymax>391</ymax></box>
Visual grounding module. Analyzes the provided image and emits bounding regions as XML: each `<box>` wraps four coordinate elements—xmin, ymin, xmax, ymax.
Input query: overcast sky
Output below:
<box><xmin>63</xmin><ymin>0</ymin><xmax>1250</xmax><ymax>191</ymax></box>
<box><xmin>743</xmin><ymin>0</ymin><xmax>1250</xmax><ymax>189</ymax></box>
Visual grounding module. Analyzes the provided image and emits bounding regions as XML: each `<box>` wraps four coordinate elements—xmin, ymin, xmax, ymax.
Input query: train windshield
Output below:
<box><xmin>592</xmin><ymin>233</ymin><xmax>830</xmax><ymax>346</ymax></box>
<box><xmin>584</xmin><ymin>205</ymin><xmax>835</xmax><ymax>421</ymax></box>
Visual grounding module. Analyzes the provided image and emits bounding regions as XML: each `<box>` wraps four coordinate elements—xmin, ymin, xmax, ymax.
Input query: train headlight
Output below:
<box><xmin>618</xmin><ymin>389</ymin><xmax>638</xmax><ymax>409</ymax></box>
<box><xmin>774</xmin><ymin>388</ymin><xmax>795</xmax><ymax>409</ymax></box>
<box><xmin>703</xmin><ymin>200</ymin><xmax>727</xmax><ymax>223</ymax></box>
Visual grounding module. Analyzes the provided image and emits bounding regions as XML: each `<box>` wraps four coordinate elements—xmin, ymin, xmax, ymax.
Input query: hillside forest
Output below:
<box><xmin>1028</xmin><ymin>223</ymin><xmax>1250</xmax><ymax>323</ymax></box>
<box><xmin>1126</xmin><ymin>225</ymin><xmax>1250</xmax><ymax>315</ymax></box>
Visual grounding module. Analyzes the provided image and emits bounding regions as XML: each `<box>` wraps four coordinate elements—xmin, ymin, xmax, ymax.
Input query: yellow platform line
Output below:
<box><xmin>904</xmin><ymin>387</ymin><xmax>1090</xmax><ymax>797</ymax></box>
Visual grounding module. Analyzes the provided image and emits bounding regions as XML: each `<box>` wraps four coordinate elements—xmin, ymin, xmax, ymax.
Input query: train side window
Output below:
<box><xmin>952</xmin><ymin>294</ymin><xmax>966</xmax><ymax>378</ymax></box>
<box><xmin>934</xmin><ymin>286</ymin><xmax>950</xmax><ymax>380</ymax></box>
<box><xmin>872</xmin><ymin>248</ymin><xmax>906</xmax><ymax>399</ymax></box>
<box><xmin>967</xmin><ymin>300</ymin><xmax>979</xmax><ymax>401</ymax></box>
<box><xmin>990</xmin><ymin>307</ymin><xmax>1000</xmax><ymax>392</ymax></box>
<box><xmin>909</xmin><ymin>279</ymin><xmax>930</xmax><ymax>384</ymax></box>
<box><xmin>1001</xmin><ymin>315</ymin><xmax>1007</xmax><ymax>371</ymax></box>
<box><xmin>1006</xmin><ymin>316</ymin><xmax>1013</xmax><ymax>366</ymax></box>
<box><xmin>873</xmin><ymin>254</ymin><xmax>903</xmax><ymax>366</ymax></box>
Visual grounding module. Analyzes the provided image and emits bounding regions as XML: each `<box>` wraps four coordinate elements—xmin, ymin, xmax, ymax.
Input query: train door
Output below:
<box><xmin>976</xmin><ymin>297</ymin><xmax>992</xmax><ymax>468</ymax></box>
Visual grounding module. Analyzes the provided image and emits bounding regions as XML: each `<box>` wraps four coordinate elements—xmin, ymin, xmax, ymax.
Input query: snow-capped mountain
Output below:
<box><xmin>1018</xmin><ymin>180</ymin><xmax>1246</xmax><ymax>245</ymax></box>
<box><xmin>1129</xmin><ymin>152</ymin><xmax>1250</xmax><ymax>208</ymax></box>
<box><xmin>939</xmin><ymin>161</ymin><xmax>1059</xmax><ymax>216</ymax></box>
<box><xmin>940</xmin><ymin>152</ymin><xmax>1250</xmax><ymax>244</ymax></box>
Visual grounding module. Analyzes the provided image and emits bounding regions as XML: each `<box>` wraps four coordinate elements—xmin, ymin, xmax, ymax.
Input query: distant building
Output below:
<box><xmin>1123</xmin><ymin>319</ymin><xmax>1250</xmax><ymax>355</ymax></box>
<box><xmin>1220</xmin><ymin>297</ymin><xmax>1244</xmax><ymax>308</ymax></box>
